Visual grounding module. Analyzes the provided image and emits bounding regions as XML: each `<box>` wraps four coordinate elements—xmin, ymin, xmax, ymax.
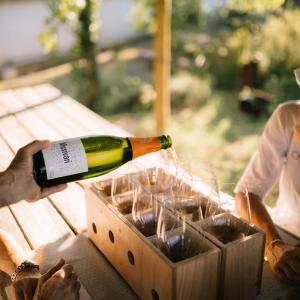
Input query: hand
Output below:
<box><xmin>5</xmin><ymin>140</ymin><xmax>67</xmax><ymax>204</ymax></box>
<box><xmin>266</xmin><ymin>241</ymin><xmax>300</xmax><ymax>285</ymax></box>
<box><xmin>13</xmin><ymin>268</ymin><xmax>41</xmax><ymax>300</ymax></box>
<box><xmin>13</xmin><ymin>259</ymin><xmax>81</xmax><ymax>300</ymax></box>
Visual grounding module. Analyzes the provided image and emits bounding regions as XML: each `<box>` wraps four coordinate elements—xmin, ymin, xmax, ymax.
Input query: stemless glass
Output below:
<box><xmin>172</xmin><ymin>195</ymin><xmax>203</xmax><ymax>222</ymax></box>
<box><xmin>131</xmin><ymin>185</ymin><xmax>158</xmax><ymax>237</ymax></box>
<box><xmin>156</xmin><ymin>205</ymin><xmax>194</xmax><ymax>263</ymax></box>
<box><xmin>205</xmin><ymin>183</ymin><xmax>252</xmax><ymax>244</ymax></box>
<box><xmin>111</xmin><ymin>171</ymin><xmax>138</xmax><ymax>215</ymax></box>
<box><xmin>188</xmin><ymin>164</ymin><xmax>221</xmax><ymax>219</ymax></box>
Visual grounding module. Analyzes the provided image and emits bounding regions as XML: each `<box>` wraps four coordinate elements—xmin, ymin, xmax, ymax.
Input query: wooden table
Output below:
<box><xmin>0</xmin><ymin>84</ymin><xmax>299</xmax><ymax>300</ymax></box>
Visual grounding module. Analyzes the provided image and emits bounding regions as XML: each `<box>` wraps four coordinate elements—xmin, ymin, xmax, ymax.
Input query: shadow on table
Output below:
<box><xmin>31</xmin><ymin>233</ymin><xmax>138</xmax><ymax>300</ymax></box>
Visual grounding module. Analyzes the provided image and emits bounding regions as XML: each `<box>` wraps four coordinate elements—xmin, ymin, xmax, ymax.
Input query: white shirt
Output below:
<box><xmin>235</xmin><ymin>101</ymin><xmax>300</xmax><ymax>237</ymax></box>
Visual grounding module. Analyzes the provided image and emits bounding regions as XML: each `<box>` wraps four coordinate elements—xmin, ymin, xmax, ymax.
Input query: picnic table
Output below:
<box><xmin>0</xmin><ymin>84</ymin><xmax>299</xmax><ymax>300</ymax></box>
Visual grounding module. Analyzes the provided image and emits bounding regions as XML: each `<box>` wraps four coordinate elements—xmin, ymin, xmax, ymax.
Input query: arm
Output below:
<box><xmin>0</xmin><ymin>140</ymin><xmax>67</xmax><ymax>207</ymax></box>
<box><xmin>235</xmin><ymin>104</ymin><xmax>300</xmax><ymax>284</ymax></box>
<box><xmin>236</xmin><ymin>192</ymin><xmax>281</xmax><ymax>247</ymax></box>
<box><xmin>236</xmin><ymin>191</ymin><xmax>300</xmax><ymax>285</ymax></box>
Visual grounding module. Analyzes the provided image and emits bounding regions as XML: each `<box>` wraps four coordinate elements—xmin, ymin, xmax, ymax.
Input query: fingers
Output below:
<box><xmin>40</xmin><ymin>184</ymin><xmax>68</xmax><ymax>198</ymax></box>
<box><xmin>41</xmin><ymin>258</ymin><xmax>65</xmax><ymax>282</ymax></box>
<box><xmin>20</xmin><ymin>140</ymin><xmax>50</xmax><ymax>156</ymax></box>
<box><xmin>60</xmin><ymin>264</ymin><xmax>74</xmax><ymax>280</ymax></box>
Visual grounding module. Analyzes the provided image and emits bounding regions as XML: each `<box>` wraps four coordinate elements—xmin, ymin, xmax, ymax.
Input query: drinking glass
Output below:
<box><xmin>111</xmin><ymin>171</ymin><xmax>138</xmax><ymax>214</ymax></box>
<box><xmin>205</xmin><ymin>183</ymin><xmax>252</xmax><ymax>243</ymax></box>
<box><xmin>156</xmin><ymin>204</ymin><xmax>193</xmax><ymax>262</ymax></box>
<box><xmin>131</xmin><ymin>185</ymin><xmax>158</xmax><ymax>237</ymax></box>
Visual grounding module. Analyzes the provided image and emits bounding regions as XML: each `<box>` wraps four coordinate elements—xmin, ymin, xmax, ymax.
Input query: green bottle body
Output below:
<box><xmin>33</xmin><ymin>135</ymin><xmax>172</xmax><ymax>188</ymax></box>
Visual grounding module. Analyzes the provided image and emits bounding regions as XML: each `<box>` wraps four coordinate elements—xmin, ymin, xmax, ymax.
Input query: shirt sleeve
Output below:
<box><xmin>235</xmin><ymin>104</ymin><xmax>292</xmax><ymax>200</ymax></box>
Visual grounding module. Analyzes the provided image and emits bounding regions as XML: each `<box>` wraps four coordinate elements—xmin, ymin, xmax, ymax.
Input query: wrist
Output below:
<box><xmin>265</xmin><ymin>238</ymin><xmax>285</xmax><ymax>260</ymax></box>
<box><xmin>0</xmin><ymin>170</ymin><xmax>16</xmax><ymax>205</ymax></box>
<box><xmin>11</xmin><ymin>260</ymin><xmax>40</xmax><ymax>282</ymax></box>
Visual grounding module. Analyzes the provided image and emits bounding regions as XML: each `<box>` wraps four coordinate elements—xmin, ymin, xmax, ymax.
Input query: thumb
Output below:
<box><xmin>40</xmin><ymin>258</ymin><xmax>65</xmax><ymax>283</ymax></box>
<box><xmin>32</xmin><ymin>259</ymin><xmax>65</xmax><ymax>300</ymax></box>
<box><xmin>22</xmin><ymin>140</ymin><xmax>50</xmax><ymax>156</ymax></box>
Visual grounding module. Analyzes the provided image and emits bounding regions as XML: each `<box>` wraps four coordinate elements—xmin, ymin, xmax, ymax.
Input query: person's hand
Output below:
<box><xmin>13</xmin><ymin>259</ymin><xmax>80</xmax><ymax>300</ymax></box>
<box><xmin>5</xmin><ymin>140</ymin><xmax>67</xmax><ymax>204</ymax></box>
<box><xmin>266</xmin><ymin>240</ymin><xmax>300</xmax><ymax>285</ymax></box>
<box><xmin>13</xmin><ymin>268</ymin><xmax>41</xmax><ymax>300</ymax></box>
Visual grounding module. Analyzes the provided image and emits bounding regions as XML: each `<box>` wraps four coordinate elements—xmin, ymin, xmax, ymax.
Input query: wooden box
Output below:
<box><xmin>85</xmin><ymin>179</ymin><xmax>221</xmax><ymax>300</ymax></box>
<box><xmin>194</xmin><ymin>213</ymin><xmax>265</xmax><ymax>300</ymax></box>
<box><xmin>85</xmin><ymin>168</ymin><xmax>265</xmax><ymax>300</ymax></box>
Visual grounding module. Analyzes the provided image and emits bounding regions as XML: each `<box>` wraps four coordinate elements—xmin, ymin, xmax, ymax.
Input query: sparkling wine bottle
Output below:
<box><xmin>33</xmin><ymin>135</ymin><xmax>172</xmax><ymax>187</ymax></box>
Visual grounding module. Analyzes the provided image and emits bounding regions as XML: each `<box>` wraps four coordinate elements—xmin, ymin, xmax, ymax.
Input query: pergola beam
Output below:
<box><xmin>154</xmin><ymin>0</ymin><xmax>171</xmax><ymax>135</ymax></box>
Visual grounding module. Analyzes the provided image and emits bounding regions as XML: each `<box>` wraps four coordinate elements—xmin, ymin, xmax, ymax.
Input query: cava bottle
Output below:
<box><xmin>33</xmin><ymin>135</ymin><xmax>172</xmax><ymax>187</ymax></box>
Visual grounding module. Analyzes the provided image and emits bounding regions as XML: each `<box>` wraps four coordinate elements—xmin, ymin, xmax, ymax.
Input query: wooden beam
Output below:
<box><xmin>154</xmin><ymin>0</ymin><xmax>172</xmax><ymax>134</ymax></box>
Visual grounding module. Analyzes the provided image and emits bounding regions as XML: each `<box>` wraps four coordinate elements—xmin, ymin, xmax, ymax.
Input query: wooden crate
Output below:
<box><xmin>195</xmin><ymin>213</ymin><xmax>265</xmax><ymax>300</ymax></box>
<box><xmin>85</xmin><ymin>168</ymin><xmax>265</xmax><ymax>300</ymax></box>
<box><xmin>85</xmin><ymin>182</ymin><xmax>221</xmax><ymax>300</ymax></box>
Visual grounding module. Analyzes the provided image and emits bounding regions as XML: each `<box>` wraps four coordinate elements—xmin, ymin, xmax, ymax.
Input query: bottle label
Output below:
<box><xmin>42</xmin><ymin>138</ymin><xmax>88</xmax><ymax>180</ymax></box>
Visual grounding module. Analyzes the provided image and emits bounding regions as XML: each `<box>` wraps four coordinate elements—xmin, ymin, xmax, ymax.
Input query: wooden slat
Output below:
<box><xmin>10</xmin><ymin>199</ymin><xmax>74</xmax><ymax>249</ymax></box>
<box><xmin>13</xmin><ymin>86</ymin><xmax>45</xmax><ymax>107</ymax></box>
<box><xmin>16</xmin><ymin>108</ymin><xmax>62</xmax><ymax>141</ymax></box>
<box><xmin>35</xmin><ymin>102</ymin><xmax>89</xmax><ymax>138</ymax></box>
<box><xmin>0</xmin><ymin>90</ymin><xmax>26</xmax><ymax>114</ymax></box>
<box><xmin>50</xmin><ymin>183</ymin><xmax>87</xmax><ymax>234</ymax></box>
<box><xmin>54</xmin><ymin>95</ymin><xmax>129</xmax><ymax>136</ymax></box>
<box><xmin>0</xmin><ymin>115</ymin><xmax>33</xmax><ymax>152</ymax></box>
<box><xmin>33</xmin><ymin>83</ymin><xmax>62</xmax><ymax>101</ymax></box>
<box><xmin>0</xmin><ymin>206</ymin><xmax>31</xmax><ymax>251</ymax></box>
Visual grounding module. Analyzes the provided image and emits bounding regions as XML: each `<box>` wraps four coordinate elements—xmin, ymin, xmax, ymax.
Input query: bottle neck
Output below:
<box><xmin>127</xmin><ymin>135</ymin><xmax>172</xmax><ymax>159</ymax></box>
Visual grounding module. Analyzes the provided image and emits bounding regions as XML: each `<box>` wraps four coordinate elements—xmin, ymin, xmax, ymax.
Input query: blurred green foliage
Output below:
<box><xmin>39</xmin><ymin>0</ymin><xmax>101</xmax><ymax>109</ymax></box>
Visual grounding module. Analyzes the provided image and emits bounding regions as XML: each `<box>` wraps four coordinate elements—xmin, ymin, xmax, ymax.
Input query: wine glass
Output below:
<box><xmin>111</xmin><ymin>170</ymin><xmax>138</xmax><ymax>215</ymax></box>
<box><xmin>171</xmin><ymin>195</ymin><xmax>203</xmax><ymax>222</ymax></box>
<box><xmin>206</xmin><ymin>183</ymin><xmax>252</xmax><ymax>243</ymax></box>
<box><xmin>187</xmin><ymin>163</ymin><xmax>221</xmax><ymax>219</ymax></box>
<box><xmin>156</xmin><ymin>203</ymin><xmax>195</xmax><ymax>263</ymax></box>
<box><xmin>131</xmin><ymin>185</ymin><xmax>159</xmax><ymax>237</ymax></box>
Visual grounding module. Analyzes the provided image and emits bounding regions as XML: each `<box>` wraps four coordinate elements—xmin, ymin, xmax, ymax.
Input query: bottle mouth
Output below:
<box><xmin>159</xmin><ymin>135</ymin><xmax>172</xmax><ymax>149</ymax></box>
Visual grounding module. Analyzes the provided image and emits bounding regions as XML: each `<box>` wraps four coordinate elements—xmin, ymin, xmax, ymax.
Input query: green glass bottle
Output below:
<box><xmin>33</xmin><ymin>135</ymin><xmax>172</xmax><ymax>187</ymax></box>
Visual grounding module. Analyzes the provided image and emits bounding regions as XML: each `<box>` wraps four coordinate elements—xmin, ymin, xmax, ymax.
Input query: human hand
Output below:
<box><xmin>5</xmin><ymin>140</ymin><xmax>67</xmax><ymax>204</ymax></box>
<box><xmin>266</xmin><ymin>240</ymin><xmax>300</xmax><ymax>285</ymax></box>
<box><xmin>13</xmin><ymin>268</ymin><xmax>41</xmax><ymax>300</ymax></box>
<box><xmin>13</xmin><ymin>259</ymin><xmax>81</xmax><ymax>300</ymax></box>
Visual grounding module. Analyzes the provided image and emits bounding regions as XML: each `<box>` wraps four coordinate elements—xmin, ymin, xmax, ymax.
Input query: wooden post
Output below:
<box><xmin>154</xmin><ymin>0</ymin><xmax>171</xmax><ymax>135</ymax></box>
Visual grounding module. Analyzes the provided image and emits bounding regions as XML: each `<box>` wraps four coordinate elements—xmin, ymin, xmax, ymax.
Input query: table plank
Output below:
<box><xmin>35</xmin><ymin>102</ymin><xmax>89</xmax><ymax>138</ymax></box>
<box><xmin>13</xmin><ymin>86</ymin><xmax>45</xmax><ymax>107</ymax></box>
<box><xmin>10</xmin><ymin>199</ymin><xmax>74</xmax><ymax>249</ymax></box>
<box><xmin>33</xmin><ymin>83</ymin><xmax>62</xmax><ymax>101</ymax></box>
<box><xmin>0</xmin><ymin>90</ymin><xmax>26</xmax><ymax>114</ymax></box>
<box><xmin>50</xmin><ymin>183</ymin><xmax>87</xmax><ymax>234</ymax></box>
<box><xmin>16</xmin><ymin>108</ymin><xmax>62</xmax><ymax>141</ymax></box>
<box><xmin>0</xmin><ymin>116</ymin><xmax>33</xmax><ymax>152</ymax></box>
<box><xmin>54</xmin><ymin>95</ymin><xmax>130</xmax><ymax>136</ymax></box>
<box><xmin>0</xmin><ymin>206</ymin><xmax>31</xmax><ymax>251</ymax></box>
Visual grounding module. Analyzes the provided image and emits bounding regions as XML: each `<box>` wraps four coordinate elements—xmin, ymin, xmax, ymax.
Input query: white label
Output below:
<box><xmin>42</xmin><ymin>138</ymin><xmax>88</xmax><ymax>180</ymax></box>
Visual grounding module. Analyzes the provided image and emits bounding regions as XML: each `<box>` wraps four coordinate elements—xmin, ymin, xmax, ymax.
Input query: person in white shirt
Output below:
<box><xmin>235</xmin><ymin>101</ymin><xmax>300</xmax><ymax>285</ymax></box>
